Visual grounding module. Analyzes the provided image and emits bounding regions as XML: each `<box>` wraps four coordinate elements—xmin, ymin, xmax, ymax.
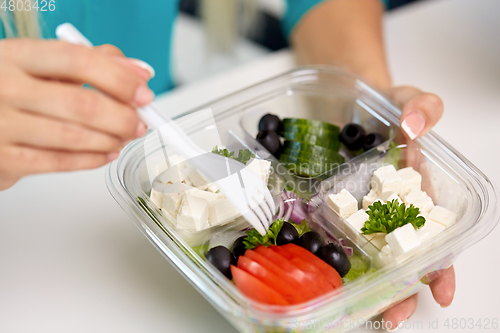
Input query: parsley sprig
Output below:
<box><xmin>242</xmin><ymin>218</ymin><xmax>312</xmax><ymax>250</ymax></box>
<box><xmin>211</xmin><ymin>146</ymin><xmax>255</xmax><ymax>165</ymax></box>
<box><xmin>361</xmin><ymin>199</ymin><xmax>425</xmax><ymax>235</ymax></box>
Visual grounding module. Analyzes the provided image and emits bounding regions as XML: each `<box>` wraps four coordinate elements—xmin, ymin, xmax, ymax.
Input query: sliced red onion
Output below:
<box><xmin>343</xmin><ymin>246</ymin><xmax>353</xmax><ymax>257</ymax></box>
<box><xmin>276</xmin><ymin>199</ymin><xmax>285</xmax><ymax>219</ymax></box>
<box><xmin>289</xmin><ymin>198</ymin><xmax>307</xmax><ymax>224</ymax></box>
<box><xmin>283</xmin><ymin>200</ymin><xmax>293</xmax><ymax>221</ymax></box>
<box><xmin>339</xmin><ymin>238</ymin><xmax>346</xmax><ymax>247</ymax></box>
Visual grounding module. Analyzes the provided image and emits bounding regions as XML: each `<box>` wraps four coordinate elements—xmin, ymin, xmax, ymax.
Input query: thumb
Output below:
<box><xmin>387</xmin><ymin>86</ymin><xmax>444</xmax><ymax>140</ymax></box>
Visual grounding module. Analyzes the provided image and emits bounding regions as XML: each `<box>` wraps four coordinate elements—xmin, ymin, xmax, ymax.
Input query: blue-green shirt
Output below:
<box><xmin>0</xmin><ymin>0</ymin><xmax>387</xmax><ymax>94</ymax></box>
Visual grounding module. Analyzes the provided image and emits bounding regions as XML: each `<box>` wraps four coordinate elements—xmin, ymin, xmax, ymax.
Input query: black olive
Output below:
<box><xmin>339</xmin><ymin>123</ymin><xmax>366</xmax><ymax>151</ymax></box>
<box><xmin>319</xmin><ymin>243</ymin><xmax>351</xmax><ymax>277</ymax></box>
<box><xmin>206</xmin><ymin>246</ymin><xmax>235</xmax><ymax>279</ymax></box>
<box><xmin>298</xmin><ymin>231</ymin><xmax>324</xmax><ymax>255</ymax></box>
<box><xmin>363</xmin><ymin>133</ymin><xmax>386</xmax><ymax>151</ymax></box>
<box><xmin>256</xmin><ymin>130</ymin><xmax>282</xmax><ymax>156</ymax></box>
<box><xmin>231</xmin><ymin>236</ymin><xmax>247</xmax><ymax>261</ymax></box>
<box><xmin>276</xmin><ymin>222</ymin><xmax>299</xmax><ymax>246</ymax></box>
<box><xmin>258</xmin><ymin>114</ymin><xmax>282</xmax><ymax>132</ymax></box>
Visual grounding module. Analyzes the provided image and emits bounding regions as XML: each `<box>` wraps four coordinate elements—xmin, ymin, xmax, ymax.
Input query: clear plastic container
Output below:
<box><xmin>106</xmin><ymin>67</ymin><xmax>499</xmax><ymax>333</ymax></box>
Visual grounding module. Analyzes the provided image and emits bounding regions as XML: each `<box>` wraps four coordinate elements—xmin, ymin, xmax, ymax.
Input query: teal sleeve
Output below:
<box><xmin>282</xmin><ymin>0</ymin><xmax>390</xmax><ymax>40</ymax></box>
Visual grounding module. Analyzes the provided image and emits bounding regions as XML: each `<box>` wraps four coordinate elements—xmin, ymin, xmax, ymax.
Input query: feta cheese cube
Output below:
<box><xmin>416</xmin><ymin>219</ymin><xmax>445</xmax><ymax>243</ymax></box>
<box><xmin>246</xmin><ymin>158</ymin><xmax>272</xmax><ymax>183</ymax></box>
<box><xmin>381</xmin><ymin>244</ymin><xmax>392</xmax><ymax>255</ymax></box>
<box><xmin>208</xmin><ymin>198</ymin><xmax>240</xmax><ymax>227</ymax></box>
<box><xmin>370</xmin><ymin>233</ymin><xmax>388</xmax><ymax>250</ymax></box>
<box><xmin>370</xmin><ymin>165</ymin><xmax>402</xmax><ymax>195</ymax></box>
<box><xmin>385</xmin><ymin>224</ymin><xmax>421</xmax><ymax>256</ymax></box>
<box><xmin>328</xmin><ymin>189</ymin><xmax>358</xmax><ymax>219</ymax></box>
<box><xmin>167</xmin><ymin>154</ymin><xmax>187</xmax><ymax>169</ymax></box>
<box><xmin>180</xmin><ymin>166</ymin><xmax>194</xmax><ymax>185</ymax></box>
<box><xmin>397</xmin><ymin>167</ymin><xmax>422</xmax><ymax>197</ymax></box>
<box><xmin>187</xmin><ymin>169</ymin><xmax>210</xmax><ymax>187</ymax></box>
<box><xmin>160</xmin><ymin>208</ymin><xmax>177</xmax><ymax>226</ymax></box>
<box><xmin>206</xmin><ymin>183</ymin><xmax>219</xmax><ymax>193</ymax></box>
<box><xmin>176</xmin><ymin>195</ymin><xmax>209</xmax><ymax>231</ymax></box>
<box><xmin>362</xmin><ymin>189</ymin><xmax>378</xmax><ymax>210</ymax></box>
<box><xmin>427</xmin><ymin>206</ymin><xmax>457</xmax><ymax>227</ymax></box>
<box><xmin>150</xmin><ymin>182</ymin><xmax>169</xmax><ymax>208</ymax></box>
<box><xmin>378</xmin><ymin>245</ymin><xmax>393</xmax><ymax>264</ymax></box>
<box><xmin>156</xmin><ymin>165</ymin><xmax>183</xmax><ymax>184</ymax></box>
<box><xmin>378</xmin><ymin>191</ymin><xmax>404</xmax><ymax>205</ymax></box>
<box><xmin>160</xmin><ymin>182</ymin><xmax>193</xmax><ymax>216</ymax></box>
<box><xmin>186</xmin><ymin>187</ymin><xmax>219</xmax><ymax>203</ymax></box>
<box><xmin>345</xmin><ymin>209</ymin><xmax>369</xmax><ymax>232</ymax></box>
<box><xmin>403</xmin><ymin>190</ymin><xmax>434</xmax><ymax>214</ymax></box>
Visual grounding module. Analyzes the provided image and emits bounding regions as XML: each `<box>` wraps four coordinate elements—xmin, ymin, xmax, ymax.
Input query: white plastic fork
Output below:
<box><xmin>56</xmin><ymin>23</ymin><xmax>275</xmax><ymax>235</ymax></box>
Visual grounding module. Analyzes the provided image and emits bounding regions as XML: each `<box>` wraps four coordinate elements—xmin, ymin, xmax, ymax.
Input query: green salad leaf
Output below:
<box><xmin>293</xmin><ymin>219</ymin><xmax>311</xmax><ymax>237</ymax></box>
<box><xmin>361</xmin><ymin>199</ymin><xmax>426</xmax><ymax>235</ymax></box>
<box><xmin>243</xmin><ymin>218</ymin><xmax>285</xmax><ymax>250</ymax></box>
<box><xmin>211</xmin><ymin>146</ymin><xmax>255</xmax><ymax>165</ymax></box>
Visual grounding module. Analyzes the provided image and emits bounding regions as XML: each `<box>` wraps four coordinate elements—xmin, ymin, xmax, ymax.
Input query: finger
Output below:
<box><xmin>94</xmin><ymin>44</ymin><xmax>155</xmax><ymax>80</ymax></box>
<box><xmin>0</xmin><ymin>144</ymin><xmax>116</xmax><ymax>176</ymax></box>
<box><xmin>6</xmin><ymin>39</ymin><xmax>154</xmax><ymax>106</ymax></box>
<box><xmin>383</xmin><ymin>293</ymin><xmax>419</xmax><ymax>331</ymax></box>
<box><xmin>429</xmin><ymin>266</ymin><xmax>456</xmax><ymax>308</ymax></box>
<box><xmin>94</xmin><ymin>44</ymin><xmax>124</xmax><ymax>57</ymax></box>
<box><xmin>388</xmin><ymin>86</ymin><xmax>444</xmax><ymax>140</ymax></box>
<box><xmin>7</xmin><ymin>75</ymin><xmax>143</xmax><ymax>140</ymax></box>
<box><xmin>0</xmin><ymin>108</ymin><xmax>123</xmax><ymax>152</ymax></box>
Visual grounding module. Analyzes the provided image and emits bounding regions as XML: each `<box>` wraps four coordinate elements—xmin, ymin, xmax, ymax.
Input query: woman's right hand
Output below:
<box><xmin>0</xmin><ymin>39</ymin><xmax>155</xmax><ymax>190</ymax></box>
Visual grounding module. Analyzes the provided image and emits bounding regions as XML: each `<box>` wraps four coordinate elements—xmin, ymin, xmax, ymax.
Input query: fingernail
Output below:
<box><xmin>441</xmin><ymin>300</ymin><xmax>453</xmax><ymax>308</ymax></box>
<box><xmin>134</xmin><ymin>86</ymin><xmax>154</xmax><ymax>106</ymax></box>
<box><xmin>135</xmin><ymin>121</ymin><xmax>148</xmax><ymax>138</ymax></box>
<box><xmin>387</xmin><ymin>321</ymin><xmax>404</xmax><ymax>332</ymax></box>
<box><xmin>129</xmin><ymin>58</ymin><xmax>156</xmax><ymax>78</ymax></box>
<box><xmin>107</xmin><ymin>152</ymin><xmax>120</xmax><ymax>162</ymax></box>
<box><xmin>401</xmin><ymin>112</ymin><xmax>426</xmax><ymax>140</ymax></box>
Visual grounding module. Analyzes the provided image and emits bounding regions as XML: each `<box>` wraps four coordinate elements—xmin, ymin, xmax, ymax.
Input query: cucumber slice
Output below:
<box><xmin>284</xmin><ymin>140</ymin><xmax>341</xmax><ymax>154</ymax></box>
<box><xmin>281</xmin><ymin>132</ymin><xmax>340</xmax><ymax>150</ymax></box>
<box><xmin>283</xmin><ymin>118</ymin><xmax>340</xmax><ymax>134</ymax></box>
<box><xmin>283</xmin><ymin>148</ymin><xmax>344</xmax><ymax>164</ymax></box>
<box><xmin>282</xmin><ymin>124</ymin><xmax>339</xmax><ymax>137</ymax></box>
<box><xmin>279</xmin><ymin>154</ymin><xmax>344</xmax><ymax>175</ymax></box>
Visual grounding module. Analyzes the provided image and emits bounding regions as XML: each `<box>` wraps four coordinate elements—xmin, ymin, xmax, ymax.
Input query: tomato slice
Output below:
<box><xmin>244</xmin><ymin>250</ymin><xmax>317</xmax><ymax>301</ymax></box>
<box><xmin>270</xmin><ymin>245</ymin><xmax>334</xmax><ymax>295</ymax></box>
<box><xmin>237</xmin><ymin>256</ymin><xmax>305</xmax><ymax>304</ymax></box>
<box><xmin>281</xmin><ymin>243</ymin><xmax>343</xmax><ymax>289</ymax></box>
<box><xmin>231</xmin><ymin>265</ymin><xmax>289</xmax><ymax>305</ymax></box>
<box><xmin>254</xmin><ymin>246</ymin><xmax>325</xmax><ymax>298</ymax></box>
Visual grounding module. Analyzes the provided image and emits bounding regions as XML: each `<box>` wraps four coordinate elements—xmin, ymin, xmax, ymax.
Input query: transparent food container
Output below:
<box><xmin>106</xmin><ymin>67</ymin><xmax>499</xmax><ymax>333</ymax></box>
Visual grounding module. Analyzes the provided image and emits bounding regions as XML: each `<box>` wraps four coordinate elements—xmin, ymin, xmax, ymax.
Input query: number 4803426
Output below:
<box><xmin>0</xmin><ymin>0</ymin><xmax>55</xmax><ymax>11</ymax></box>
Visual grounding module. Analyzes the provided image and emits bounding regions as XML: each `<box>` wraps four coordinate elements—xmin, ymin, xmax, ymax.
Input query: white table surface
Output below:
<box><xmin>1</xmin><ymin>0</ymin><xmax>499</xmax><ymax>332</ymax></box>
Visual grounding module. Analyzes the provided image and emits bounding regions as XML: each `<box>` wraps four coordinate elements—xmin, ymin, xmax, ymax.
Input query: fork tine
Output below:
<box><xmin>242</xmin><ymin>211</ymin><xmax>266</xmax><ymax>235</ymax></box>
<box><xmin>251</xmin><ymin>191</ymin><xmax>272</xmax><ymax>228</ymax></box>
<box><xmin>248</xmin><ymin>195</ymin><xmax>269</xmax><ymax>230</ymax></box>
<box><xmin>262</xmin><ymin>188</ymin><xmax>276</xmax><ymax>216</ymax></box>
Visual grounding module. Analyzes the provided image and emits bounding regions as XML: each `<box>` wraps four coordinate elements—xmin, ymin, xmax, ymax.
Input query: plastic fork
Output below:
<box><xmin>56</xmin><ymin>23</ymin><xmax>275</xmax><ymax>235</ymax></box>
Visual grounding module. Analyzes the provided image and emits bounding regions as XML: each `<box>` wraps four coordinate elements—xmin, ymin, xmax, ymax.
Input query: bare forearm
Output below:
<box><xmin>291</xmin><ymin>0</ymin><xmax>391</xmax><ymax>88</ymax></box>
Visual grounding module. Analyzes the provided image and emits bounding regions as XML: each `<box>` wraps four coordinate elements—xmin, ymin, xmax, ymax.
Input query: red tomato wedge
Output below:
<box><xmin>237</xmin><ymin>256</ymin><xmax>306</xmax><ymax>304</ymax></box>
<box><xmin>231</xmin><ymin>265</ymin><xmax>289</xmax><ymax>305</ymax></box>
<box><xmin>281</xmin><ymin>244</ymin><xmax>343</xmax><ymax>289</ymax></box>
<box><xmin>270</xmin><ymin>245</ymin><xmax>334</xmax><ymax>295</ymax></box>
<box><xmin>254</xmin><ymin>246</ymin><xmax>325</xmax><ymax>298</ymax></box>
<box><xmin>244</xmin><ymin>250</ymin><xmax>317</xmax><ymax>301</ymax></box>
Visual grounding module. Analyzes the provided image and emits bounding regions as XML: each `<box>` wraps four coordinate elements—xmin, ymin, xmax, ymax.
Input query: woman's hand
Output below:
<box><xmin>0</xmin><ymin>39</ymin><xmax>154</xmax><ymax>190</ymax></box>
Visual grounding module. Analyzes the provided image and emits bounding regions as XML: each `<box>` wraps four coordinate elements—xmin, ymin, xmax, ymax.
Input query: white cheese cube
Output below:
<box><xmin>370</xmin><ymin>165</ymin><xmax>402</xmax><ymax>195</ymax></box>
<box><xmin>362</xmin><ymin>189</ymin><xmax>378</xmax><ymax>210</ymax></box>
<box><xmin>345</xmin><ymin>209</ymin><xmax>369</xmax><ymax>232</ymax></box>
<box><xmin>187</xmin><ymin>169</ymin><xmax>210</xmax><ymax>187</ymax></box>
<box><xmin>180</xmin><ymin>166</ymin><xmax>194</xmax><ymax>185</ymax></box>
<box><xmin>150</xmin><ymin>182</ymin><xmax>169</xmax><ymax>208</ymax></box>
<box><xmin>176</xmin><ymin>195</ymin><xmax>209</xmax><ymax>231</ymax></box>
<box><xmin>160</xmin><ymin>182</ymin><xmax>193</xmax><ymax>216</ymax></box>
<box><xmin>370</xmin><ymin>233</ymin><xmax>388</xmax><ymax>250</ymax></box>
<box><xmin>186</xmin><ymin>187</ymin><xmax>219</xmax><ymax>203</ymax></box>
<box><xmin>416</xmin><ymin>219</ymin><xmax>445</xmax><ymax>243</ymax></box>
<box><xmin>246</xmin><ymin>158</ymin><xmax>272</xmax><ymax>183</ymax></box>
<box><xmin>208</xmin><ymin>198</ymin><xmax>240</xmax><ymax>227</ymax></box>
<box><xmin>381</xmin><ymin>244</ymin><xmax>392</xmax><ymax>255</ymax></box>
<box><xmin>160</xmin><ymin>208</ymin><xmax>177</xmax><ymax>226</ymax></box>
<box><xmin>378</xmin><ymin>191</ymin><xmax>403</xmax><ymax>205</ymax></box>
<box><xmin>403</xmin><ymin>190</ymin><xmax>434</xmax><ymax>214</ymax></box>
<box><xmin>328</xmin><ymin>189</ymin><xmax>358</xmax><ymax>219</ymax></box>
<box><xmin>167</xmin><ymin>154</ymin><xmax>187</xmax><ymax>169</ymax></box>
<box><xmin>156</xmin><ymin>165</ymin><xmax>183</xmax><ymax>184</ymax></box>
<box><xmin>427</xmin><ymin>206</ymin><xmax>457</xmax><ymax>227</ymax></box>
<box><xmin>385</xmin><ymin>224</ymin><xmax>421</xmax><ymax>256</ymax></box>
<box><xmin>397</xmin><ymin>167</ymin><xmax>422</xmax><ymax>197</ymax></box>
<box><xmin>378</xmin><ymin>245</ymin><xmax>393</xmax><ymax>264</ymax></box>
<box><xmin>206</xmin><ymin>183</ymin><xmax>219</xmax><ymax>193</ymax></box>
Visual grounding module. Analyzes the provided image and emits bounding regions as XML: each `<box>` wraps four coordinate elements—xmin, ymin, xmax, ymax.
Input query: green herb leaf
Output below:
<box><xmin>361</xmin><ymin>199</ymin><xmax>426</xmax><ymax>235</ymax></box>
<box><xmin>243</xmin><ymin>218</ymin><xmax>286</xmax><ymax>250</ymax></box>
<box><xmin>293</xmin><ymin>219</ymin><xmax>311</xmax><ymax>237</ymax></box>
<box><xmin>211</xmin><ymin>146</ymin><xmax>255</xmax><ymax>165</ymax></box>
